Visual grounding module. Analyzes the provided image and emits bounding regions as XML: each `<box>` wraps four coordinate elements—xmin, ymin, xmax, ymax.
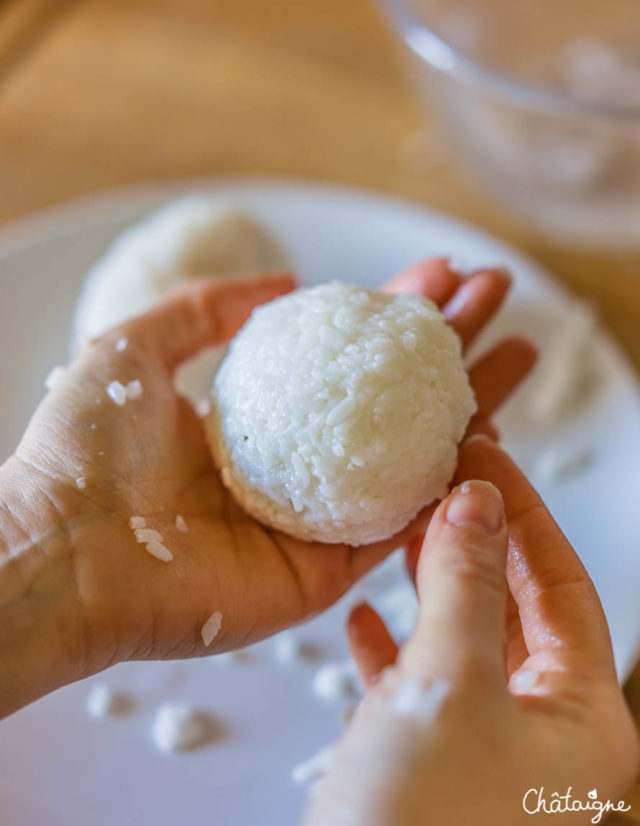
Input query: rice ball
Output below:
<box><xmin>207</xmin><ymin>282</ymin><xmax>476</xmax><ymax>546</ymax></box>
<box><xmin>73</xmin><ymin>196</ymin><xmax>288</xmax><ymax>345</ymax></box>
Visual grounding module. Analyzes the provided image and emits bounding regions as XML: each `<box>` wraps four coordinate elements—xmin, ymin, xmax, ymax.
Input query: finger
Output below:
<box><xmin>347</xmin><ymin>602</ymin><xmax>399</xmax><ymax>689</ymax></box>
<box><xmin>381</xmin><ymin>257</ymin><xmax>461</xmax><ymax>306</ymax></box>
<box><xmin>505</xmin><ymin>592</ymin><xmax>529</xmax><ymax>677</ymax></box>
<box><xmin>465</xmin><ymin>417</ymin><xmax>499</xmax><ymax>441</ymax></box>
<box><xmin>467</xmin><ymin>336</ymin><xmax>538</xmax><ymax>418</ymax></box>
<box><xmin>119</xmin><ymin>272</ymin><xmax>296</xmax><ymax>370</ymax></box>
<box><xmin>455</xmin><ymin>437</ymin><xmax>617</xmax><ymax>680</ymax></box>
<box><xmin>405</xmin><ymin>534</ymin><xmax>423</xmax><ymax>584</ymax></box>
<box><xmin>443</xmin><ymin>268</ymin><xmax>511</xmax><ymax>349</ymax></box>
<box><xmin>401</xmin><ymin>480</ymin><xmax>508</xmax><ymax>684</ymax></box>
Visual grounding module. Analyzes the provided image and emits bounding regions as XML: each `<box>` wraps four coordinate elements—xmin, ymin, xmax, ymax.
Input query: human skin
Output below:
<box><xmin>0</xmin><ymin>260</ymin><xmax>535</xmax><ymax>718</ymax></box>
<box><xmin>304</xmin><ymin>439</ymin><xmax>639</xmax><ymax>826</ymax></box>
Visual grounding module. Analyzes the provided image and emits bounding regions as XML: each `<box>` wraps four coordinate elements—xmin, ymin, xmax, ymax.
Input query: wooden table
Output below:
<box><xmin>1</xmin><ymin>0</ymin><xmax>639</xmax><ymax>821</ymax></box>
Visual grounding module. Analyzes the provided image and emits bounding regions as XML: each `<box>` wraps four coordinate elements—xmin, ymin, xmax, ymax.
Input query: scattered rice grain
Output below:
<box><xmin>135</xmin><ymin>527</ymin><xmax>164</xmax><ymax>543</ymax></box>
<box><xmin>86</xmin><ymin>683</ymin><xmax>120</xmax><ymax>719</ymax></box>
<box><xmin>145</xmin><ymin>540</ymin><xmax>174</xmax><ymax>562</ymax></box>
<box><xmin>44</xmin><ymin>365</ymin><xmax>66</xmax><ymax>391</ymax></box>
<box><xmin>106</xmin><ymin>380</ymin><xmax>127</xmax><ymax>406</ymax></box>
<box><xmin>291</xmin><ymin>745</ymin><xmax>335</xmax><ymax>787</ymax></box>
<box><xmin>151</xmin><ymin>703</ymin><xmax>212</xmax><ymax>752</ymax></box>
<box><xmin>126</xmin><ymin>379</ymin><xmax>143</xmax><ymax>400</ymax></box>
<box><xmin>273</xmin><ymin>631</ymin><xmax>304</xmax><ymax>664</ymax></box>
<box><xmin>201</xmin><ymin>611</ymin><xmax>223</xmax><ymax>647</ymax></box>
<box><xmin>390</xmin><ymin>677</ymin><xmax>450</xmax><ymax>722</ymax></box>
<box><xmin>312</xmin><ymin>661</ymin><xmax>358</xmax><ymax>701</ymax></box>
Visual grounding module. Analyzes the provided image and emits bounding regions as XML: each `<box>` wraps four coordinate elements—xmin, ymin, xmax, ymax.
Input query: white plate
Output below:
<box><xmin>0</xmin><ymin>180</ymin><xmax>639</xmax><ymax>826</ymax></box>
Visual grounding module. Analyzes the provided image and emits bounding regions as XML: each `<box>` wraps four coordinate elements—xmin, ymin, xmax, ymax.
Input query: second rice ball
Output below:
<box><xmin>208</xmin><ymin>282</ymin><xmax>476</xmax><ymax>545</ymax></box>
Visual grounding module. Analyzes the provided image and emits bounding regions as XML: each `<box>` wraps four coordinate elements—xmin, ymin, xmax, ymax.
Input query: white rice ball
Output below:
<box><xmin>208</xmin><ymin>282</ymin><xmax>476</xmax><ymax>546</ymax></box>
<box><xmin>73</xmin><ymin>196</ymin><xmax>288</xmax><ymax>345</ymax></box>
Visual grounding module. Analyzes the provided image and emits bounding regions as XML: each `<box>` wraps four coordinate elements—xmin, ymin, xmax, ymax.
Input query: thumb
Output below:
<box><xmin>400</xmin><ymin>480</ymin><xmax>508</xmax><ymax>685</ymax></box>
<box><xmin>115</xmin><ymin>271</ymin><xmax>296</xmax><ymax>370</ymax></box>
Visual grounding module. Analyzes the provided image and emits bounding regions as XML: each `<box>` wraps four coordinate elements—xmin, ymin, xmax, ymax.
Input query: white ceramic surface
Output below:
<box><xmin>0</xmin><ymin>179</ymin><xmax>639</xmax><ymax>826</ymax></box>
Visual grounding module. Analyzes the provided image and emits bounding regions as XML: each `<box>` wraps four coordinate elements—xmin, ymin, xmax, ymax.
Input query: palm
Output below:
<box><xmin>16</xmin><ymin>263</ymin><xmax>534</xmax><ymax>664</ymax></box>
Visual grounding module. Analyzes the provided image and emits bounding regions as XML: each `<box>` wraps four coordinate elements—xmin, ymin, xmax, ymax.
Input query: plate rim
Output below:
<box><xmin>0</xmin><ymin>173</ymin><xmax>598</xmax><ymax>299</ymax></box>
<box><xmin>2</xmin><ymin>173</ymin><xmax>638</xmax><ymax>395</ymax></box>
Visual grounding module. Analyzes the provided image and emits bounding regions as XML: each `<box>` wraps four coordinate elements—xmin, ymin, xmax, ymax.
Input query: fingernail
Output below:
<box><xmin>475</xmin><ymin>265</ymin><xmax>511</xmax><ymax>281</ymax></box>
<box><xmin>443</xmin><ymin>281</ymin><xmax>473</xmax><ymax>317</ymax></box>
<box><xmin>446</xmin><ymin>480</ymin><xmax>503</xmax><ymax>533</ymax></box>
<box><xmin>348</xmin><ymin>600</ymin><xmax>370</xmax><ymax>620</ymax></box>
<box><xmin>463</xmin><ymin>433</ymin><xmax>493</xmax><ymax>445</ymax></box>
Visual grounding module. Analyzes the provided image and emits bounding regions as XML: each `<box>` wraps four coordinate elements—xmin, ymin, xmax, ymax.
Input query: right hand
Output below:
<box><xmin>304</xmin><ymin>437</ymin><xmax>639</xmax><ymax>826</ymax></box>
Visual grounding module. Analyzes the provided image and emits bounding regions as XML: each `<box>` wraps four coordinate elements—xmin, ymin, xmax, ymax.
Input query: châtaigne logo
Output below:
<box><xmin>522</xmin><ymin>787</ymin><xmax>631</xmax><ymax>823</ymax></box>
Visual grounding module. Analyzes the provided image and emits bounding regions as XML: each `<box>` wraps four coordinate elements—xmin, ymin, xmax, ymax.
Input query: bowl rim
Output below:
<box><xmin>378</xmin><ymin>0</ymin><xmax>640</xmax><ymax>120</ymax></box>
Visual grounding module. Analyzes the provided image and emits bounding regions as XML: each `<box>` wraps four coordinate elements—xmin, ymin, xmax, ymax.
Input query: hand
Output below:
<box><xmin>304</xmin><ymin>437</ymin><xmax>639</xmax><ymax>826</ymax></box>
<box><xmin>0</xmin><ymin>260</ymin><xmax>534</xmax><ymax>715</ymax></box>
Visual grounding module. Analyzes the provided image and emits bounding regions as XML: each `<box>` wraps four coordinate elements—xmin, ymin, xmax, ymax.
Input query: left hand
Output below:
<box><xmin>0</xmin><ymin>259</ymin><xmax>534</xmax><ymax>715</ymax></box>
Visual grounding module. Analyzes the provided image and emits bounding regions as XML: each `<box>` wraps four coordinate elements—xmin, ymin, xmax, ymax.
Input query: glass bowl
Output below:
<box><xmin>378</xmin><ymin>0</ymin><xmax>640</xmax><ymax>246</ymax></box>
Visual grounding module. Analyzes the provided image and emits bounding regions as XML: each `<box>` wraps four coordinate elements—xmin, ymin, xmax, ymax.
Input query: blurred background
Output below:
<box><xmin>1</xmin><ymin>0</ymin><xmax>639</xmax><ymax>368</ymax></box>
<box><xmin>0</xmin><ymin>1</ymin><xmax>639</xmax><ymax>819</ymax></box>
